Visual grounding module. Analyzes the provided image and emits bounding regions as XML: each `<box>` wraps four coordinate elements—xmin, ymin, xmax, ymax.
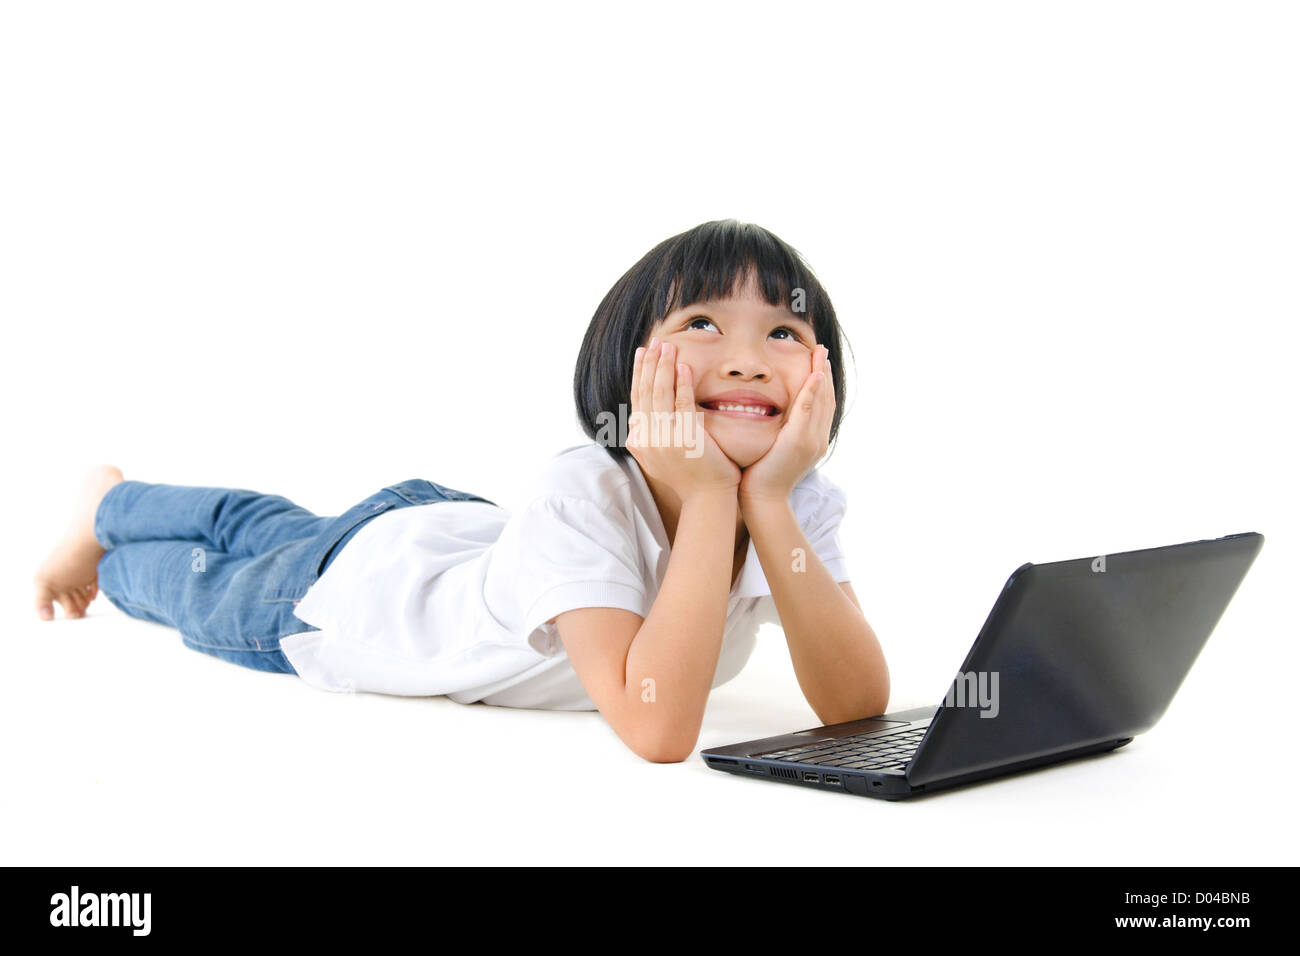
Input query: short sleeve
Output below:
<box><xmin>507</xmin><ymin>494</ymin><xmax>649</xmax><ymax>657</ymax></box>
<box><xmin>800</xmin><ymin>474</ymin><xmax>851</xmax><ymax>583</ymax></box>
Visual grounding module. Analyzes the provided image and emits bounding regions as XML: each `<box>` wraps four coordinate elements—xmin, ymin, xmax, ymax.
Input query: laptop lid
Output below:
<box><xmin>906</xmin><ymin>532</ymin><xmax>1264</xmax><ymax>787</ymax></box>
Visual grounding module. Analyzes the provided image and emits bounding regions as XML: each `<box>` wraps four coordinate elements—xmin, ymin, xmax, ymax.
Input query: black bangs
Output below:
<box><xmin>649</xmin><ymin>220</ymin><xmax>809</xmax><ymax>323</ymax></box>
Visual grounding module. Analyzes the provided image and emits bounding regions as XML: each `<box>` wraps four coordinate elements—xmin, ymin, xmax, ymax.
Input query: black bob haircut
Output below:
<box><xmin>573</xmin><ymin>219</ymin><xmax>851</xmax><ymax>465</ymax></box>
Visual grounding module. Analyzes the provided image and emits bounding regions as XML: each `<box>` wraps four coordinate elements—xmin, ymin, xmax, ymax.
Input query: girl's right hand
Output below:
<box><xmin>626</xmin><ymin>338</ymin><xmax>741</xmax><ymax>500</ymax></box>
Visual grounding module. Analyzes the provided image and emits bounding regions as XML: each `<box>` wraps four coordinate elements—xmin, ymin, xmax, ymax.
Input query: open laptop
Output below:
<box><xmin>700</xmin><ymin>532</ymin><xmax>1264</xmax><ymax>800</ymax></box>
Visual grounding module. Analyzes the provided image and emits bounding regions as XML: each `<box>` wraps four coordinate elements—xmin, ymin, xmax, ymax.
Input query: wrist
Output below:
<box><xmin>743</xmin><ymin>481</ymin><xmax>790</xmax><ymax>504</ymax></box>
<box><xmin>681</xmin><ymin>485</ymin><xmax>740</xmax><ymax>508</ymax></box>
<box><xmin>739</xmin><ymin>490</ymin><xmax>794</xmax><ymax>516</ymax></box>
<box><xmin>739</xmin><ymin>470</ymin><xmax>795</xmax><ymax>509</ymax></box>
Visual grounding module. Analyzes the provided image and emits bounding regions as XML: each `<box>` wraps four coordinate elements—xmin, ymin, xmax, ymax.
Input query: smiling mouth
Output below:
<box><xmin>698</xmin><ymin>401</ymin><xmax>780</xmax><ymax>419</ymax></box>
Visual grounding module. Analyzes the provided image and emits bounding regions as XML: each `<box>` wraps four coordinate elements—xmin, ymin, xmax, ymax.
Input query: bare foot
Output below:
<box><xmin>34</xmin><ymin>465</ymin><xmax>125</xmax><ymax>620</ymax></box>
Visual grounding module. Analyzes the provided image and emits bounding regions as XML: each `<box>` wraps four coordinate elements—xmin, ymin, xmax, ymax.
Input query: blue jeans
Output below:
<box><xmin>94</xmin><ymin>478</ymin><xmax>496</xmax><ymax>675</ymax></box>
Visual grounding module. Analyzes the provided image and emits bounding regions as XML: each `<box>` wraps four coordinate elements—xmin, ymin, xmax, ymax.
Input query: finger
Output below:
<box><xmin>816</xmin><ymin>347</ymin><xmax>835</xmax><ymax>411</ymax></box>
<box><xmin>807</xmin><ymin>346</ymin><xmax>833</xmax><ymax>427</ymax></box>
<box><xmin>632</xmin><ymin>342</ymin><xmax>657</xmax><ymax>449</ymax></box>
<box><xmin>652</xmin><ymin>340</ymin><xmax>675</xmax><ymax>416</ymax></box>
<box><xmin>790</xmin><ymin>364</ymin><xmax>822</xmax><ymax>425</ymax></box>
<box><xmin>673</xmin><ymin>359</ymin><xmax>695</xmax><ymax>412</ymax></box>
<box><xmin>673</xmin><ymin>360</ymin><xmax>695</xmax><ymax>447</ymax></box>
<box><xmin>630</xmin><ymin>346</ymin><xmax>645</xmax><ymax>407</ymax></box>
<box><xmin>628</xmin><ymin>346</ymin><xmax>646</xmax><ymax>449</ymax></box>
<box><xmin>814</xmin><ymin>362</ymin><xmax>834</xmax><ymax>449</ymax></box>
<box><xmin>637</xmin><ymin>339</ymin><xmax>658</xmax><ymax>423</ymax></box>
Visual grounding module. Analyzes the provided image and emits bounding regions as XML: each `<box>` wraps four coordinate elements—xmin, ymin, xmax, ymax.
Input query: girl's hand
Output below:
<box><xmin>739</xmin><ymin>345</ymin><xmax>835</xmax><ymax>507</ymax></box>
<box><xmin>626</xmin><ymin>338</ymin><xmax>741</xmax><ymax>500</ymax></box>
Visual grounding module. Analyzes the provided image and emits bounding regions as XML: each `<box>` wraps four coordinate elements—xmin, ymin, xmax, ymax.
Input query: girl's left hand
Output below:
<box><xmin>739</xmin><ymin>345</ymin><xmax>835</xmax><ymax>507</ymax></box>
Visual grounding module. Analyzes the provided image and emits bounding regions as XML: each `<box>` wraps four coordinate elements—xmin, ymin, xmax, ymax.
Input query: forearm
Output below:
<box><xmin>742</xmin><ymin>497</ymin><xmax>889</xmax><ymax>725</ymax></box>
<box><xmin>623</xmin><ymin>490</ymin><xmax>738</xmax><ymax>758</ymax></box>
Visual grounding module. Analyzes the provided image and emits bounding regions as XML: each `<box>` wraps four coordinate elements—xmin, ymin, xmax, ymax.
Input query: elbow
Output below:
<box><xmin>635</xmin><ymin>736</ymin><xmax>695</xmax><ymax>764</ymax></box>
<box><xmin>638</xmin><ymin>746</ymin><xmax>692</xmax><ymax>764</ymax></box>
<box><xmin>631</xmin><ymin>727</ymin><xmax>697</xmax><ymax>764</ymax></box>
<box><xmin>817</xmin><ymin>673</ymin><xmax>892</xmax><ymax>726</ymax></box>
<box><xmin>858</xmin><ymin>653</ymin><xmax>891</xmax><ymax>718</ymax></box>
<box><xmin>872</xmin><ymin>667</ymin><xmax>891</xmax><ymax>717</ymax></box>
<box><xmin>861</xmin><ymin>673</ymin><xmax>892</xmax><ymax>721</ymax></box>
<box><xmin>619</xmin><ymin>697</ymin><xmax>701</xmax><ymax>763</ymax></box>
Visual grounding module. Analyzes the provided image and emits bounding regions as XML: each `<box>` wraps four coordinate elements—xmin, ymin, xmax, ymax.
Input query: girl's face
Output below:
<box><xmin>644</xmin><ymin>271</ymin><xmax>819</xmax><ymax>470</ymax></box>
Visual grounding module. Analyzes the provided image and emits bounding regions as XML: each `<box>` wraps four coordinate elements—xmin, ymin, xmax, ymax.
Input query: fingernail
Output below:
<box><xmin>649</xmin><ymin>337</ymin><xmax>658</xmax><ymax>348</ymax></box>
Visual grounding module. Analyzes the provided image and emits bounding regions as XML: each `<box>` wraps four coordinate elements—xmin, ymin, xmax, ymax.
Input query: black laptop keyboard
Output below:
<box><xmin>754</xmin><ymin>726</ymin><xmax>928</xmax><ymax>772</ymax></box>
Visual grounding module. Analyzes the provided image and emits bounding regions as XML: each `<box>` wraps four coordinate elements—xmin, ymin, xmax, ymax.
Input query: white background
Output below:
<box><xmin>1</xmin><ymin>1</ymin><xmax>1295</xmax><ymax>865</ymax></box>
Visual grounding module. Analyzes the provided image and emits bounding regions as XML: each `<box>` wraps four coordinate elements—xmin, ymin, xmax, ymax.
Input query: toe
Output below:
<box><xmin>62</xmin><ymin>591</ymin><xmax>84</xmax><ymax>618</ymax></box>
<box><xmin>34</xmin><ymin>579</ymin><xmax>61</xmax><ymax>621</ymax></box>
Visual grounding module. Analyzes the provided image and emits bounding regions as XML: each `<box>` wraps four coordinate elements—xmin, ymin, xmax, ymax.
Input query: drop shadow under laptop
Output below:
<box><xmin>700</xmin><ymin>532</ymin><xmax>1264</xmax><ymax>800</ymax></box>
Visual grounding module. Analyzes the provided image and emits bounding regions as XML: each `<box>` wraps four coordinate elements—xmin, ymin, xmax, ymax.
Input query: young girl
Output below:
<box><xmin>33</xmin><ymin>219</ymin><xmax>889</xmax><ymax>762</ymax></box>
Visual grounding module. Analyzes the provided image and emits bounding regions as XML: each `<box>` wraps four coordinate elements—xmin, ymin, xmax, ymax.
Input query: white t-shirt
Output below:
<box><xmin>282</xmin><ymin>443</ymin><xmax>852</xmax><ymax>710</ymax></box>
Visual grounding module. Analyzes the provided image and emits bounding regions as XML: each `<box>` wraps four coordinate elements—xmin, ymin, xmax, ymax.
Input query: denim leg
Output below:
<box><xmin>93</xmin><ymin>477</ymin><xmax>500</xmax><ymax>677</ymax></box>
<box><xmin>97</xmin><ymin>539</ymin><xmax>302</xmax><ymax>674</ymax></box>
<box><xmin>94</xmin><ymin>480</ymin><xmax>333</xmax><ymax>558</ymax></box>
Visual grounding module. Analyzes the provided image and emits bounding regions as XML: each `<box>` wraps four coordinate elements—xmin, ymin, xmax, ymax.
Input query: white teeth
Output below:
<box><xmin>708</xmin><ymin>403</ymin><xmax>771</xmax><ymax>416</ymax></box>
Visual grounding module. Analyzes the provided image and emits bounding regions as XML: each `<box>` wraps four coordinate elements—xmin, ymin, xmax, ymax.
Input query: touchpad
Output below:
<box><xmin>793</xmin><ymin>718</ymin><xmax>909</xmax><ymax>740</ymax></box>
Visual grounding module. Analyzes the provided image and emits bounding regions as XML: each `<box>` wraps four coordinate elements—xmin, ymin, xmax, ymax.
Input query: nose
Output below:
<box><xmin>721</xmin><ymin>343</ymin><xmax>772</xmax><ymax>381</ymax></box>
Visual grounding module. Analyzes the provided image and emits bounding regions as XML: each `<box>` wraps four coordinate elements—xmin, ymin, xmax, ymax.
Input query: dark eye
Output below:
<box><xmin>686</xmin><ymin>316</ymin><xmax>805</xmax><ymax>343</ymax></box>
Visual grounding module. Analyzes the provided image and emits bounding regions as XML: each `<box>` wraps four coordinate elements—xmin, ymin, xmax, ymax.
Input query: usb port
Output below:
<box><xmin>824</xmin><ymin>775</ymin><xmax>841</xmax><ymax>786</ymax></box>
<box><xmin>803</xmin><ymin>772</ymin><xmax>819</xmax><ymax>782</ymax></box>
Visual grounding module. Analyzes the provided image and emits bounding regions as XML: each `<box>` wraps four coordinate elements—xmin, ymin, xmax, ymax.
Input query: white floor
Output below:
<box><xmin>4</xmin><ymin>592</ymin><xmax>1292</xmax><ymax>866</ymax></box>
<box><xmin>4</xmin><ymin>0</ymin><xmax>1297</xmax><ymax>870</ymax></box>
